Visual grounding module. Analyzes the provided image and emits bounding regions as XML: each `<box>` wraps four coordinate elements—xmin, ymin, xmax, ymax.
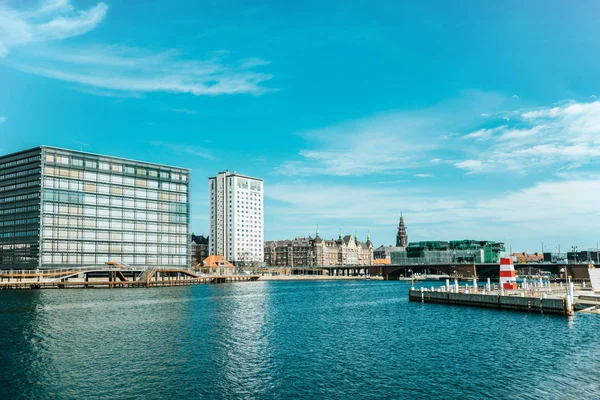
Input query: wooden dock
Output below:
<box><xmin>409</xmin><ymin>287</ymin><xmax>572</xmax><ymax>316</ymax></box>
<box><xmin>0</xmin><ymin>267</ymin><xmax>260</xmax><ymax>290</ymax></box>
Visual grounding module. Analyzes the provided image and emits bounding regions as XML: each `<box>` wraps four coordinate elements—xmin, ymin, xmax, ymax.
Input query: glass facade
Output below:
<box><xmin>0</xmin><ymin>146</ymin><xmax>190</xmax><ymax>270</ymax></box>
<box><xmin>0</xmin><ymin>148</ymin><xmax>42</xmax><ymax>268</ymax></box>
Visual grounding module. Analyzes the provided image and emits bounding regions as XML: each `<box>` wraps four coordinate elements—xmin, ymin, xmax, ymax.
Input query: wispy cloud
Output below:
<box><xmin>239</xmin><ymin>57</ymin><xmax>270</xmax><ymax>69</ymax></box>
<box><xmin>0</xmin><ymin>116</ymin><xmax>6</xmax><ymax>124</ymax></box>
<box><xmin>463</xmin><ymin>125</ymin><xmax>506</xmax><ymax>141</ymax></box>
<box><xmin>414</xmin><ymin>173</ymin><xmax>433</xmax><ymax>178</ymax></box>
<box><xmin>0</xmin><ymin>1</ymin><xmax>274</xmax><ymax>96</ymax></box>
<box><xmin>0</xmin><ymin>0</ymin><xmax>107</xmax><ymax>56</ymax></box>
<box><xmin>265</xmin><ymin>178</ymin><xmax>600</xmax><ymax>248</ymax></box>
<box><xmin>150</xmin><ymin>141</ymin><xmax>214</xmax><ymax>160</ymax></box>
<box><xmin>453</xmin><ymin>159</ymin><xmax>491</xmax><ymax>174</ymax></box>
<box><xmin>171</xmin><ymin>108</ymin><xmax>197</xmax><ymax>115</ymax></box>
<box><xmin>457</xmin><ymin>100</ymin><xmax>600</xmax><ymax>174</ymax></box>
<box><xmin>276</xmin><ymin>91</ymin><xmax>512</xmax><ymax>177</ymax></box>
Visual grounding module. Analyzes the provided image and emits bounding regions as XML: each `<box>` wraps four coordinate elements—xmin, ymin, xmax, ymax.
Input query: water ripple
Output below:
<box><xmin>1</xmin><ymin>281</ymin><xmax>599</xmax><ymax>399</ymax></box>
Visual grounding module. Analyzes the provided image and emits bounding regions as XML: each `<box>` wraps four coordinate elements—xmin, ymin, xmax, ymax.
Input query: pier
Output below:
<box><xmin>0</xmin><ymin>266</ymin><xmax>259</xmax><ymax>289</ymax></box>
<box><xmin>407</xmin><ymin>278</ymin><xmax>600</xmax><ymax>317</ymax></box>
<box><xmin>409</xmin><ymin>287</ymin><xmax>570</xmax><ymax>316</ymax></box>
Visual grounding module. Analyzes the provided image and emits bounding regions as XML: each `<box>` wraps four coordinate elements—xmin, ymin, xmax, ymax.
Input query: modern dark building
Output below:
<box><xmin>566</xmin><ymin>250</ymin><xmax>599</xmax><ymax>264</ymax></box>
<box><xmin>190</xmin><ymin>234</ymin><xmax>209</xmax><ymax>266</ymax></box>
<box><xmin>391</xmin><ymin>240</ymin><xmax>505</xmax><ymax>264</ymax></box>
<box><xmin>0</xmin><ymin>146</ymin><xmax>190</xmax><ymax>270</ymax></box>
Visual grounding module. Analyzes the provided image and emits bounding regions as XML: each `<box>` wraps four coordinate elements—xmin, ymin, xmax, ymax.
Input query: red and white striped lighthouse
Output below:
<box><xmin>499</xmin><ymin>257</ymin><xmax>517</xmax><ymax>290</ymax></box>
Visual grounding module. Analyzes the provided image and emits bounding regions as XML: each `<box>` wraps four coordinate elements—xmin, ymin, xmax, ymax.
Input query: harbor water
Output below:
<box><xmin>1</xmin><ymin>280</ymin><xmax>599</xmax><ymax>399</ymax></box>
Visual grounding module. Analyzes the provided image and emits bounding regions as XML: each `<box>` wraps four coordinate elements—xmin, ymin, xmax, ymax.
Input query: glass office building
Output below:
<box><xmin>0</xmin><ymin>146</ymin><xmax>190</xmax><ymax>270</ymax></box>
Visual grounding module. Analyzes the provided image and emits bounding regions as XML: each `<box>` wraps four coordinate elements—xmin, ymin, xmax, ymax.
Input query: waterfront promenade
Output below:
<box><xmin>0</xmin><ymin>266</ymin><xmax>258</xmax><ymax>289</ymax></box>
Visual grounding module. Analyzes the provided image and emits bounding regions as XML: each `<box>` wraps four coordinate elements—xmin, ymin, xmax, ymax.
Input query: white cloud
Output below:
<box><xmin>0</xmin><ymin>116</ymin><xmax>6</xmax><ymax>124</ymax></box>
<box><xmin>512</xmin><ymin>94</ymin><xmax>519</xmax><ymax>99</ymax></box>
<box><xmin>463</xmin><ymin>125</ymin><xmax>506</xmax><ymax>141</ymax></box>
<box><xmin>150</xmin><ymin>141</ymin><xmax>214</xmax><ymax>160</ymax></box>
<box><xmin>0</xmin><ymin>1</ymin><xmax>107</xmax><ymax>56</ymax></box>
<box><xmin>414</xmin><ymin>173</ymin><xmax>433</xmax><ymax>178</ymax></box>
<box><xmin>498</xmin><ymin>125</ymin><xmax>547</xmax><ymax>141</ymax></box>
<box><xmin>455</xmin><ymin>100</ymin><xmax>600</xmax><ymax>174</ymax></box>
<box><xmin>430</xmin><ymin>158</ymin><xmax>441</xmax><ymax>163</ymax></box>
<box><xmin>0</xmin><ymin>2</ymin><xmax>273</xmax><ymax>96</ymax></box>
<box><xmin>590</xmin><ymin>95</ymin><xmax>597</xmax><ymax>99</ymax></box>
<box><xmin>265</xmin><ymin>178</ymin><xmax>600</xmax><ymax>249</ymax></box>
<box><xmin>453</xmin><ymin>160</ymin><xmax>490</xmax><ymax>174</ymax></box>
<box><xmin>275</xmin><ymin>116</ymin><xmax>439</xmax><ymax>176</ymax></box>
<box><xmin>276</xmin><ymin>91</ymin><xmax>514</xmax><ymax>176</ymax></box>
<box><xmin>9</xmin><ymin>45</ymin><xmax>273</xmax><ymax>96</ymax></box>
<box><xmin>238</xmin><ymin>57</ymin><xmax>270</xmax><ymax>69</ymax></box>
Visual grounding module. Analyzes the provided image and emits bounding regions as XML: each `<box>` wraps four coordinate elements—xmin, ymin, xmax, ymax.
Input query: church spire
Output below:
<box><xmin>354</xmin><ymin>230</ymin><xmax>358</xmax><ymax>242</ymax></box>
<box><xmin>316</xmin><ymin>223</ymin><xmax>320</xmax><ymax>238</ymax></box>
<box><xmin>339</xmin><ymin>228</ymin><xmax>342</xmax><ymax>240</ymax></box>
<box><xmin>397</xmin><ymin>214</ymin><xmax>408</xmax><ymax>247</ymax></box>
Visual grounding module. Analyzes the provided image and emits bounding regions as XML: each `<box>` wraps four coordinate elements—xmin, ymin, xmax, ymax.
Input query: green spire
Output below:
<box><xmin>316</xmin><ymin>223</ymin><xmax>320</xmax><ymax>238</ymax></box>
<box><xmin>354</xmin><ymin>230</ymin><xmax>358</xmax><ymax>242</ymax></box>
<box><xmin>367</xmin><ymin>230</ymin><xmax>371</xmax><ymax>242</ymax></box>
<box><xmin>339</xmin><ymin>228</ymin><xmax>342</xmax><ymax>240</ymax></box>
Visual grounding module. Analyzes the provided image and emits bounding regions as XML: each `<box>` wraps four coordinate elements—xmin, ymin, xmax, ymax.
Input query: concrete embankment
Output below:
<box><xmin>409</xmin><ymin>289</ymin><xmax>569</xmax><ymax>316</ymax></box>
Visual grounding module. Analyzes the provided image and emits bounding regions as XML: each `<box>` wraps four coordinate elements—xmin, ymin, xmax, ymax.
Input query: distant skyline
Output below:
<box><xmin>2</xmin><ymin>0</ymin><xmax>600</xmax><ymax>251</ymax></box>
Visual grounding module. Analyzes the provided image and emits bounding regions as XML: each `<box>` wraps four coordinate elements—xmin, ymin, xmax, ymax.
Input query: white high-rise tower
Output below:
<box><xmin>208</xmin><ymin>170</ymin><xmax>264</xmax><ymax>264</ymax></box>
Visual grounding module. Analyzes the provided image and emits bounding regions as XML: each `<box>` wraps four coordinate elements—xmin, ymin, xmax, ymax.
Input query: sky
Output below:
<box><xmin>1</xmin><ymin>0</ymin><xmax>600</xmax><ymax>252</ymax></box>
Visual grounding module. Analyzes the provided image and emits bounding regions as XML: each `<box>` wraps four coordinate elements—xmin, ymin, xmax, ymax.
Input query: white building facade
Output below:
<box><xmin>209</xmin><ymin>171</ymin><xmax>264</xmax><ymax>264</ymax></box>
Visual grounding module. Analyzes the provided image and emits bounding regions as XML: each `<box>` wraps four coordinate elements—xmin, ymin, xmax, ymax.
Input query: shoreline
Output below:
<box><xmin>259</xmin><ymin>275</ymin><xmax>384</xmax><ymax>281</ymax></box>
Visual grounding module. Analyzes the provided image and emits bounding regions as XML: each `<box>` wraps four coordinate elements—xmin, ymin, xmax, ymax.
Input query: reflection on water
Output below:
<box><xmin>1</xmin><ymin>281</ymin><xmax>599</xmax><ymax>399</ymax></box>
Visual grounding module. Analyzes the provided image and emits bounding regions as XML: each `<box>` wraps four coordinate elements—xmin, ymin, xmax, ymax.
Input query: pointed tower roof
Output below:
<box><xmin>397</xmin><ymin>214</ymin><xmax>408</xmax><ymax>247</ymax></box>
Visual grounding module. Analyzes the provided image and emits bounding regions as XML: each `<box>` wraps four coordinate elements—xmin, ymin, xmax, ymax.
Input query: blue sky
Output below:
<box><xmin>2</xmin><ymin>0</ymin><xmax>600</xmax><ymax>252</ymax></box>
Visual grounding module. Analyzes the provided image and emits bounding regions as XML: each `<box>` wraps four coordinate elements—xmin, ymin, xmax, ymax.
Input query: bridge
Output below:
<box><xmin>283</xmin><ymin>263</ymin><xmax>594</xmax><ymax>280</ymax></box>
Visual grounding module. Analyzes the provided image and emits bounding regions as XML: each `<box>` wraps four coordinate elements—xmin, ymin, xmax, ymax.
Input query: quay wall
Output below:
<box><xmin>410</xmin><ymin>289</ymin><xmax>567</xmax><ymax>316</ymax></box>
